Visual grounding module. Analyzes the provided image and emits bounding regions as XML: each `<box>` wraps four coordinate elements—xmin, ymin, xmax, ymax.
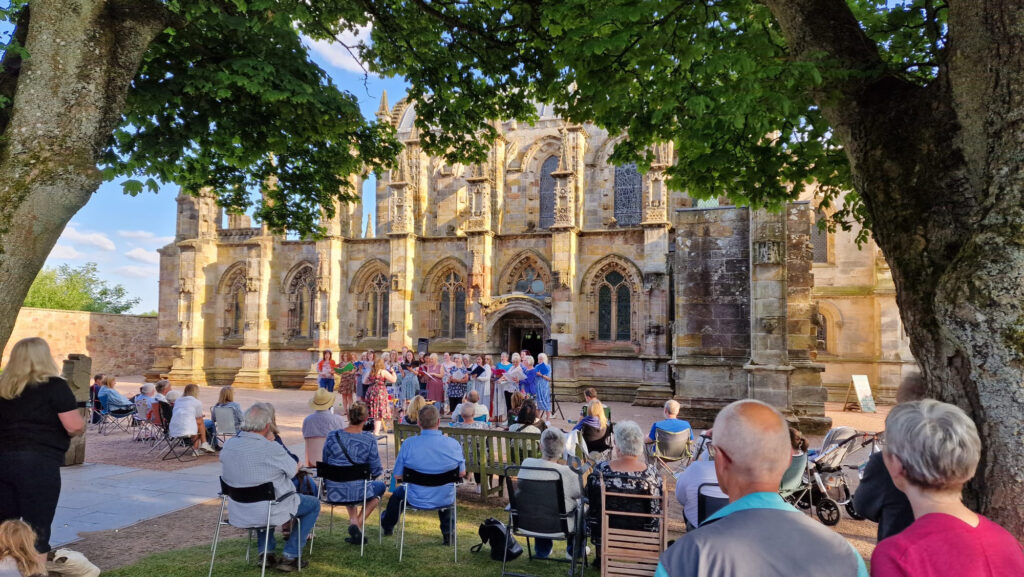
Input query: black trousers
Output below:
<box><xmin>448</xmin><ymin>397</ymin><xmax>460</xmax><ymax>413</ymax></box>
<box><xmin>0</xmin><ymin>451</ymin><xmax>63</xmax><ymax>553</ymax></box>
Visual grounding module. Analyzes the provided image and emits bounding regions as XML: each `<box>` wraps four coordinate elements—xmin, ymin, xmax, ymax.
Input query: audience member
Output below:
<box><xmin>168</xmin><ymin>384</ymin><xmax>216</xmax><ymax>453</ymax></box>
<box><xmin>302</xmin><ymin>389</ymin><xmax>344</xmax><ymax>467</ymax></box>
<box><xmin>135</xmin><ymin>382</ymin><xmax>159</xmax><ymax>419</ymax></box>
<box><xmin>519</xmin><ymin>429</ymin><xmax>584</xmax><ymax>559</ymax></box>
<box><xmin>646</xmin><ymin>399</ymin><xmax>693</xmax><ymax>446</ymax></box>
<box><xmin>220</xmin><ymin>403</ymin><xmax>318</xmax><ymax>572</ymax></box>
<box><xmin>454</xmin><ymin>403</ymin><xmax>487</xmax><ymax>429</ymax></box>
<box><xmin>0</xmin><ymin>338</ymin><xmax>85</xmax><ymax>565</ymax></box>
<box><xmin>509</xmin><ymin>399</ymin><xmax>542</xmax><ymax>433</ymax></box>
<box><xmin>404</xmin><ymin>396</ymin><xmax>428</xmax><ymax>426</ymax></box>
<box><xmin>97</xmin><ymin>376</ymin><xmax>133</xmax><ymax>412</ymax></box>
<box><xmin>0</xmin><ymin>520</ymin><xmax>44</xmax><ymax>577</ymax></box>
<box><xmin>212</xmin><ymin>386</ymin><xmax>243</xmax><ymax>433</ymax></box>
<box><xmin>788</xmin><ymin>427</ymin><xmax>808</xmax><ymax>455</ymax></box>
<box><xmin>89</xmin><ymin>374</ymin><xmax>104</xmax><ymax>423</ymax></box>
<box><xmin>853</xmin><ymin>376</ymin><xmax>924</xmax><ymax>542</ymax></box>
<box><xmin>154</xmin><ymin>379</ymin><xmax>171</xmax><ymax>402</ymax></box>
<box><xmin>573</xmin><ymin>400</ymin><xmax>610</xmax><ymax>452</ymax></box>
<box><xmin>585</xmin><ymin>421</ymin><xmax>661</xmax><ymax>565</ymax></box>
<box><xmin>380</xmin><ymin>405</ymin><xmax>466</xmax><ymax>544</ymax></box>
<box><xmin>322</xmin><ymin>402</ymin><xmax>385</xmax><ymax>546</ymax></box>
<box><xmin>656</xmin><ymin>399</ymin><xmax>867</xmax><ymax>577</ymax></box>
<box><xmin>453</xmin><ymin>390</ymin><xmax>489</xmax><ymax>424</ymax></box>
<box><xmin>870</xmin><ymin>400</ymin><xmax>1024</xmax><ymax>577</ymax></box>
<box><xmin>674</xmin><ymin>456</ymin><xmax>726</xmax><ymax>531</ymax></box>
<box><xmin>165</xmin><ymin>390</ymin><xmax>181</xmax><ymax>404</ymax></box>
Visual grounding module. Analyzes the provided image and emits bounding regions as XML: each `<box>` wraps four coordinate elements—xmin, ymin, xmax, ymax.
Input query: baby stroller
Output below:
<box><xmin>781</xmin><ymin>426</ymin><xmax>864</xmax><ymax>526</ymax></box>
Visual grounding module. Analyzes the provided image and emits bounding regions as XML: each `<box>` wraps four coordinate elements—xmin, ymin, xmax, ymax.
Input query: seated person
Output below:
<box><xmin>509</xmin><ymin>399</ymin><xmax>543</xmax><ymax>433</ymax></box>
<box><xmin>302</xmin><ymin>388</ymin><xmax>344</xmax><ymax>466</ymax></box>
<box><xmin>453</xmin><ymin>390</ymin><xmax>489</xmax><ymax>424</ymax></box>
<box><xmin>507</xmin><ymin>390</ymin><xmax>527</xmax><ymax>424</ymax></box>
<box><xmin>871</xmin><ymin>400</ymin><xmax>1024</xmax><ymax>576</ymax></box>
<box><xmin>212</xmin><ymin>385</ymin><xmax>244</xmax><ymax>433</ymax></box>
<box><xmin>220</xmin><ymin>403</ymin><xmax>319</xmax><ymax>571</ymax></box>
<box><xmin>380</xmin><ymin>405</ymin><xmax>466</xmax><ymax>544</ymax></box>
<box><xmin>168</xmin><ymin>383</ymin><xmax>216</xmax><ymax>453</ymax></box>
<box><xmin>154</xmin><ymin>379</ymin><xmax>172</xmax><ymax>402</ymax></box>
<box><xmin>519</xmin><ymin>429</ymin><xmax>584</xmax><ymax>559</ymax></box>
<box><xmin>585</xmin><ymin>421</ymin><xmax>662</xmax><ymax>564</ymax></box>
<box><xmin>135</xmin><ymin>382</ymin><xmax>159</xmax><ymax>418</ymax></box>
<box><xmin>453</xmin><ymin>402</ymin><xmax>487</xmax><ymax>429</ymax></box>
<box><xmin>97</xmin><ymin>376</ymin><xmax>134</xmax><ymax>412</ymax></box>
<box><xmin>322</xmin><ymin>402</ymin><xmax>386</xmax><ymax>545</ymax></box>
<box><xmin>674</xmin><ymin>457</ymin><xmax>726</xmax><ymax>531</ymax></box>
<box><xmin>403</xmin><ymin>396</ymin><xmax>428</xmax><ymax>426</ymax></box>
<box><xmin>89</xmin><ymin>373</ymin><xmax>104</xmax><ymax>423</ymax></box>
<box><xmin>574</xmin><ymin>400</ymin><xmax>611</xmax><ymax>453</ymax></box>
<box><xmin>646</xmin><ymin>399</ymin><xmax>693</xmax><ymax>448</ymax></box>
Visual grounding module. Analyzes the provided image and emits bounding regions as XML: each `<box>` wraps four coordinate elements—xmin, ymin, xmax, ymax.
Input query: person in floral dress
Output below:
<box><xmin>364</xmin><ymin>358</ymin><xmax>396</xmax><ymax>436</ymax></box>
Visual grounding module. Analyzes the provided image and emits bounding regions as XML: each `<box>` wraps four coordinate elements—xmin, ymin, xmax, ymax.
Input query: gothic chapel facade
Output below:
<box><xmin>152</xmin><ymin>97</ymin><xmax>917</xmax><ymax>430</ymax></box>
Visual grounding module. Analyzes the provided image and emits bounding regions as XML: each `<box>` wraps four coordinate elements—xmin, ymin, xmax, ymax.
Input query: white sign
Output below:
<box><xmin>851</xmin><ymin>374</ymin><xmax>876</xmax><ymax>413</ymax></box>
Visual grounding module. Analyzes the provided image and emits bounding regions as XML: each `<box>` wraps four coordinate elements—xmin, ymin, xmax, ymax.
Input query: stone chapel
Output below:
<box><xmin>150</xmin><ymin>97</ymin><xmax>918</xmax><ymax>430</ymax></box>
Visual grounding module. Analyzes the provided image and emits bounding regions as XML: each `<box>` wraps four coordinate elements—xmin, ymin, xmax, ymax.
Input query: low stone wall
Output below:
<box><xmin>2</xmin><ymin>307</ymin><xmax>158</xmax><ymax>377</ymax></box>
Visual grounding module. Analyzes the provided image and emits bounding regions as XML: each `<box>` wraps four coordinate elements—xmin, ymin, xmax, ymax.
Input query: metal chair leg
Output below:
<box><xmin>296</xmin><ymin>518</ymin><xmax>302</xmax><ymax>573</ymax></box>
<box><xmin>261</xmin><ymin>508</ymin><xmax>273</xmax><ymax>577</ymax></box>
<box><xmin>398</xmin><ymin>491</ymin><xmax>408</xmax><ymax>561</ymax></box>
<box><xmin>208</xmin><ymin>498</ymin><xmax>227</xmax><ymax>577</ymax></box>
<box><xmin>453</xmin><ymin>501</ymin><xmax>458</xmax><ymax>563</ymax></box>
<box><xmin>360</xmin><ymin>484</ymin><xmax>367</xmax><ymax>557</ymax></box>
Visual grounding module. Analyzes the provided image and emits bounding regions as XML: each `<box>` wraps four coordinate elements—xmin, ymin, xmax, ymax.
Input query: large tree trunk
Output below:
<box><xmin>0</xmin><ymin>0</ymin><xmax>165</xmax><ymax>353</ymax></box>
<box><xmin>767</xmin><ymin>0</ymin><xmax>1024</xmax><ymax>537</ymax></box>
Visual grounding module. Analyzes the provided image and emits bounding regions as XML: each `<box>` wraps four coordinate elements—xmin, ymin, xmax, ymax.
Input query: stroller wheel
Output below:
<box><xmin>816</xmin><ymin>498</ymin><xmax>841</xmax><ymax>526</ymax></box>
<box><xmin>845</xmin><ymin>500</ymin><xmax>865</xmax><ymax>521</ymax></box>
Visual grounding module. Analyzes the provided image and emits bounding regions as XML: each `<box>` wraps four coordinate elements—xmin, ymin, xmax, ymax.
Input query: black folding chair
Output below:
<box><xmin>208</xmin><ymin>478</ymin><xmax>303</xmax><ymax>577</ymax></box>
<box><xmin>502</xmin><ymin>465</ymin><xmax>587</xmax><ymax>577</ymax></box>
<box><xmin>156</xmin><ymin>401</ymin><xmax>197</xmax><ymax>462</ymax></box>
<box><xmin>650</xmin><ymin>428</ymin><xmax>693</xmax><ymax>474</ymax></box>
<box><xmin>316</xmin><ymin>461</ymin><xmax>381</xmax><ymax>557</ymax></box>
<box><xmin>398</xmin><ymin>467</ymin><xmax>462</xmax><ymax>563</ymax></box>
<box><xmin>697</xmin><ymin>482</ymin><xmax>729</xmax><ymax>525</ymax></box>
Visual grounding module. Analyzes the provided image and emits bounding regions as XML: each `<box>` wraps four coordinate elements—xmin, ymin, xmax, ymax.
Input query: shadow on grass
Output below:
<box><xmin>104</xmin><ymin>498</ymin><xmax>591</xmax><ymax>577</ymax></box>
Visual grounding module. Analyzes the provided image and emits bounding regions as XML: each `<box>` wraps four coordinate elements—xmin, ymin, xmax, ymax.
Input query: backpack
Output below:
<box><xmin>470</xmin><ymin>517</ymin><xmax>523</xmax><ymax>561</ymax></box>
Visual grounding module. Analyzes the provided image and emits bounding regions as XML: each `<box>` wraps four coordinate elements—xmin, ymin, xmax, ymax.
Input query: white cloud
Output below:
<box><xmin>114</xmin><ymin>265</ymin><xmax>158</xmax><ymax>279</ymax></box>
<box><xmin>61</xmin><ymin>225</ymin><xmax>115</xmax><ymax>251</ymax></box>
<box><xmin>50</xmin><ymin>244</ymin><xmax>83</xmax><ymax>260</ymax></box>
<box><xmin>125</xmin><ymin>247</ymin><xmax>161</xmax><ymax>264</ymax></box>
<box><xmin>303</xmin><ymin>24</ymin><xmax>374</xmax><ymax>74</ymax></box>
<box><xmin>118</xmin><ymin>230</ymin><xmax>175</xmax><ymax>245</ymax></box>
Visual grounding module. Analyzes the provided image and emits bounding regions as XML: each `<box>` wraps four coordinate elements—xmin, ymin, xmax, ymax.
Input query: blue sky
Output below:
<box><xmin>8</xmin><ymin>21</ymin><xmax>408</xmax><ymax>313</ymax></box>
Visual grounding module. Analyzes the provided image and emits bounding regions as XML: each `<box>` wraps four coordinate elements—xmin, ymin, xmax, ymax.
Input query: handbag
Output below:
<box><xmin>469</xmin><ymin>517</ymin><xmax>524</xmax><ymax>561</ymax></box>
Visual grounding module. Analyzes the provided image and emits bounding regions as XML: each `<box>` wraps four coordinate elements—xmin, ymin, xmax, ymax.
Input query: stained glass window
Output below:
<box><xmin>614</xmin><ymin>163</ymin><xmax>642</xmax><ymax>226</ymax></box>
<box><xmin>539</xmin><ymin>156</ymin><xmax>558</xmax><ymax>229</ymax></box>
<box><xmin>513</xmin><ymin>266</ymin><xmax>546</xmax><ymax>295</ymax></box>
<box><xmin>438</xmin><ymin>271</ymin><xmax>466</xmax><ymax>338</ymax></box>
<box><xmin>596</xmin><ymin>269</ymin><xmax>632</xmax><ymax>342</ymax></box>
<box><xmin>368</xmin><ymin>272</ymin><xmax>389</xmax><ymax>337</ymax></box>
<box><xmin>811</xmin><ymin>209</ymin><xmax>829</xmax><ymax>263</ymax></box>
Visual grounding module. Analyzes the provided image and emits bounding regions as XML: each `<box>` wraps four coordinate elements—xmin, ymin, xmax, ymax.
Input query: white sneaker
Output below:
<box><xmin>200</xmin><ymin>442</ymin><xmax>216</xmax><ymax>454</ymax></box>
<box><xmin>565</xmin><ymin>546</ymin><xmax>592</xmax><ymax>560</ymax></box>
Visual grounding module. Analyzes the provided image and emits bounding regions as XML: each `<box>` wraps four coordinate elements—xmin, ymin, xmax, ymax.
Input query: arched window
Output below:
<box><xmin>367</xmin><ymin>272</ymin><xmax>390</xmax><ymax>338</ymax></box>
<box><xmin>231</xmin><ymin>288</ymin><xmax>244</xmax><ymax>337</ymax></box>
<box><xmin>538</xmin><ymin>156</ymin><xmax>559</xmax><ymax>230</ymax></box>
<box><xmin>614</xmin><ymin>163</ymin><xmax>642</xmax><ymax>226</ymax></box>
<box><xmin>438</xmin><ymin>271</ymin><xmax>467</xmax><ymax>339</ymax></box>
<box><xmin>513</xmin><ymin>266</ymin><xmax>546</xmax><ymax>295</ymax></box>
<box><xmin>286</xmin><ymin>265</ymin><xmax>316</xmax><ymax>339</ymax></box>
<box><xmin>596</xmin><ymin>270</ymin><xmax>631</xmax><ymax>341</ymax></box>
<box><xmin>811</xmin><ymin>208</ymin><xmax>830</xmax><ymax>264</ymax></box>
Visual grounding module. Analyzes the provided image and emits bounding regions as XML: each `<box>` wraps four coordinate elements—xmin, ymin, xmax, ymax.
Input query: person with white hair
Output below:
<box><xmin>453</xmin><ymin>390</ymin><xmax>489</xmax><ymax>424</ymax></box>
<box><xmin>519</xmin><ymin>428</ymin><xmax>585</xmax><ymax>559</ymax></box>
<box><xmin>533</xmin><ymin>352</ymin><xmax>552</xmax><ymax>421</ymax></box>
<box><xmin>870</xmin><ymin>400</ymin><xmax>1024</xmax><ymax>577</ymax></box>
<box><xmin>219</xmin><ymin>403</ymin><xmax>320</xmax><ymax>571</ymax></box>
<box><xmin>135</xmin><ymin>382</ymin><xmax>159</xmax><ymax>418</ymax></box>
<box><xmin>585</xmin><ymin>421</ymin><xmax>662</xmax><ymax>565</ymax></box>
<box><xmin>645</xmin><ymin>399</ymin><xmax>693</xmax><ymax>447</ymax></box>
<box><xmin>656</xmin><ymin>400</ymin><xmax>868</xmax><ymax>577</ymax></box>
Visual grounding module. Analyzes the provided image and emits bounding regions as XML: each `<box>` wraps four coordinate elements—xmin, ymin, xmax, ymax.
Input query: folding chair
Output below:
<box><xmin>132</xmin><ymin>397</ymin><xmax>159</xmax><ymax>443</ymax></box>
<box><xmin>696</xmin><ymin>483</ymin><xmax>728</xmax><ymax>525</ymax></box>
<box><xmin>650</xmin><ymin>428</ymin><xmax>693</xmax><ymax>475</ymax></box>
<box><xmin>97</xmin><ymin>393</ymin><xmax>136</xmax><ymax>435</ymax></box>
<box><xmin>212</xmin><ymin>405</ymin><xmax>239</xmax><ymax>446</ymax></box>
<box><xmin>502</xmin><ymin>465</ymin><xmax>587</xmax><ymax>577</ymax></box>
<box><xmin>316</xmin><ymin>461</ymin><xmax>380</xmax><ymax>557</ymax></box>
<box><xmin>156</xmin><ymin>401</ymin><xmax>197</xmax><ymax>462</ymax></box>
<box><xmin>208</xmin><ymin>478</ymin><xmax>304</xmax><ymax>577</ymax></box>
<box><xmin>398</xmin><ymin>467</ymin><xmax>461</xmax><ymax>563</ymax></box>
<box><xmin>598</xmin><ymin>471</ymin><xmax>668</xmax><ymax>577</ymax></box>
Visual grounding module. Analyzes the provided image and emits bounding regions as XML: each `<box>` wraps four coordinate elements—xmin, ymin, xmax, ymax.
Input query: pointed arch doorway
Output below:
<box><xmin>485</xmin><ymin>299</ymin><xmax>551</xmax><ymax>359</ymax></box>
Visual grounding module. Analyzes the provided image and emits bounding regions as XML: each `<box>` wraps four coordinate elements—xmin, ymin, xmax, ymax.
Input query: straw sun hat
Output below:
<box><xmin>309</xmin><ymin>388</ymin><xmax>336</xmax><ymax>411</ymax></box>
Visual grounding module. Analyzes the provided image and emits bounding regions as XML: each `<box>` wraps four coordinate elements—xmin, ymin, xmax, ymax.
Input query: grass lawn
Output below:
<box><xmin>105</xmin><ymin>497</ymin><xmax>594</xmax><ymax>577</ymax></box>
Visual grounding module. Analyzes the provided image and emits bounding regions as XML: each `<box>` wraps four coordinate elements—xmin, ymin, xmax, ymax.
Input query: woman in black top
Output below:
<box><xmin>0</xmin><ymin>337</ymin><xmax>85</xmax><ymax>561</ymax></box>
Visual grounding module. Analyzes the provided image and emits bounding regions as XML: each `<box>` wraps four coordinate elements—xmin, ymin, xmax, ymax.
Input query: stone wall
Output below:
<box><xmin>2</xmin><ymin>307</ymin><xmax>157</xmax><ymax>376</ymax></box>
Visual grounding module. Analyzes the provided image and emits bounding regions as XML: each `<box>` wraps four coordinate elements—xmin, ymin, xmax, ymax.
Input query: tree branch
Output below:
<box><xmin>0</xmin><ymin>4</ymin><xmax>29</xmax><ymax>139</ymax></box>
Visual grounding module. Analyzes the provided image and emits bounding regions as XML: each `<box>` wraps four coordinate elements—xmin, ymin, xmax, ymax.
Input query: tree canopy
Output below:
<box><xmin>23</xmin><ymin>263</ymin><xmax>140</xmax><ymax>314</ymax></box>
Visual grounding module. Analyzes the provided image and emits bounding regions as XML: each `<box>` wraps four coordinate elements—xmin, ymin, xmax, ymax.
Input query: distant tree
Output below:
<box><xmin>23</xmin><ymin>263</ymin><xmax>139</xmax><ymax>314</ymax></box>
<box><xmin>138</xmin><ymin>310</ymin><xmax>158</xmax><ymax>318</ymax></box>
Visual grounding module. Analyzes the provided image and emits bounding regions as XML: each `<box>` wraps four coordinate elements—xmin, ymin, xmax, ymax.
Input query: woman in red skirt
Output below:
<box><xmin>364</xmin><ymin>358</ymin><xmax>396</xmax><ymax>436</ymax></box>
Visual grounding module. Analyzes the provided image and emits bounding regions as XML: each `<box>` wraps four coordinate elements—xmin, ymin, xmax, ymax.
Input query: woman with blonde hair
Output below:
<box><xmin>0</xmin><ymin>519</ymin><xmax>45</xmax><ymax>576</ymax></box>
<box><xmin>212</xmin><ymin>386</ymin><xmax>243</xmax><ymax>433</ymax></box>
<box><xmin>574</xmin><ymin>400</ymin><xmax>611</xmax><ymax>452</ymax></box>
<box><xmin>168</xmin><ymin>383</ymin><xmax>216</xmax><ymax>453</ymax></box>
<box><xmin>404</xmin><ymin>395</ymin><xmax>429</xmax><ymax>425</ymax></box>
<box><xmin>364</xmin><ymin>358</ymin><xmax>396</xmax><ymax>436</ymax></box>
<box><xmin>0</xmin><ymin>337</ymin><xmax>85</xmax><ymax>563</ymax></box>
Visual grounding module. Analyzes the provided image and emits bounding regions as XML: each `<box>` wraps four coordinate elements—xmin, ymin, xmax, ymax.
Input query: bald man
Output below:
<box><xmin>655</xmin><ymin>400</ymin><xmax>868</xmax><ymax>577</ymax></box>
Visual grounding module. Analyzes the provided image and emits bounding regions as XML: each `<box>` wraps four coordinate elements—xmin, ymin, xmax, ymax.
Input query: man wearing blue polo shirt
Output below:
<box><xmin>646</xmin><ymin>399</ymin><xmax>692</xmax><ymax>446</ymax></box>
<box><xmin>380</xmin><ymin>404</ymin><xmax>466</xmax><ymax>544</ymax></box>
<box><xmin>654</xmin><ymin>400</ymin><xmax>868</xmax><ymax>577</ymax></box>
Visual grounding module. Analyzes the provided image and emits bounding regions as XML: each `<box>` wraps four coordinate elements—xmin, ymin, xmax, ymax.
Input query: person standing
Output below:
<box><xmin>445</xmin><ymin>355</ymin><xmax>470</xmax><ymax>414</ymax></box>
<box><xmin>364</xmin><ymin>359</ymin><xmax>396</xmax><ymax>436</ymax></box>
<box><xmin>317</xmin><ymin>351</ymin><xmax>337</xmax><ymax>393</ymax></box>
<box><xmin>0</xmin><ymin>337</ymin><xmax>86</xmax><ymax>565</ymax></box>
<box><xmin>534</xmin><ymin>352</ymin><xmax>552</xmax><ymax>421</ymax></box>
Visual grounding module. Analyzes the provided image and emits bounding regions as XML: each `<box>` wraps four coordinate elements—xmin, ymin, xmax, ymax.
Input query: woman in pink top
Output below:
<box><xmin>870</xmin><ymin>399</ymin><xmax>1024</xmax><ymax>577</ymax></box>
